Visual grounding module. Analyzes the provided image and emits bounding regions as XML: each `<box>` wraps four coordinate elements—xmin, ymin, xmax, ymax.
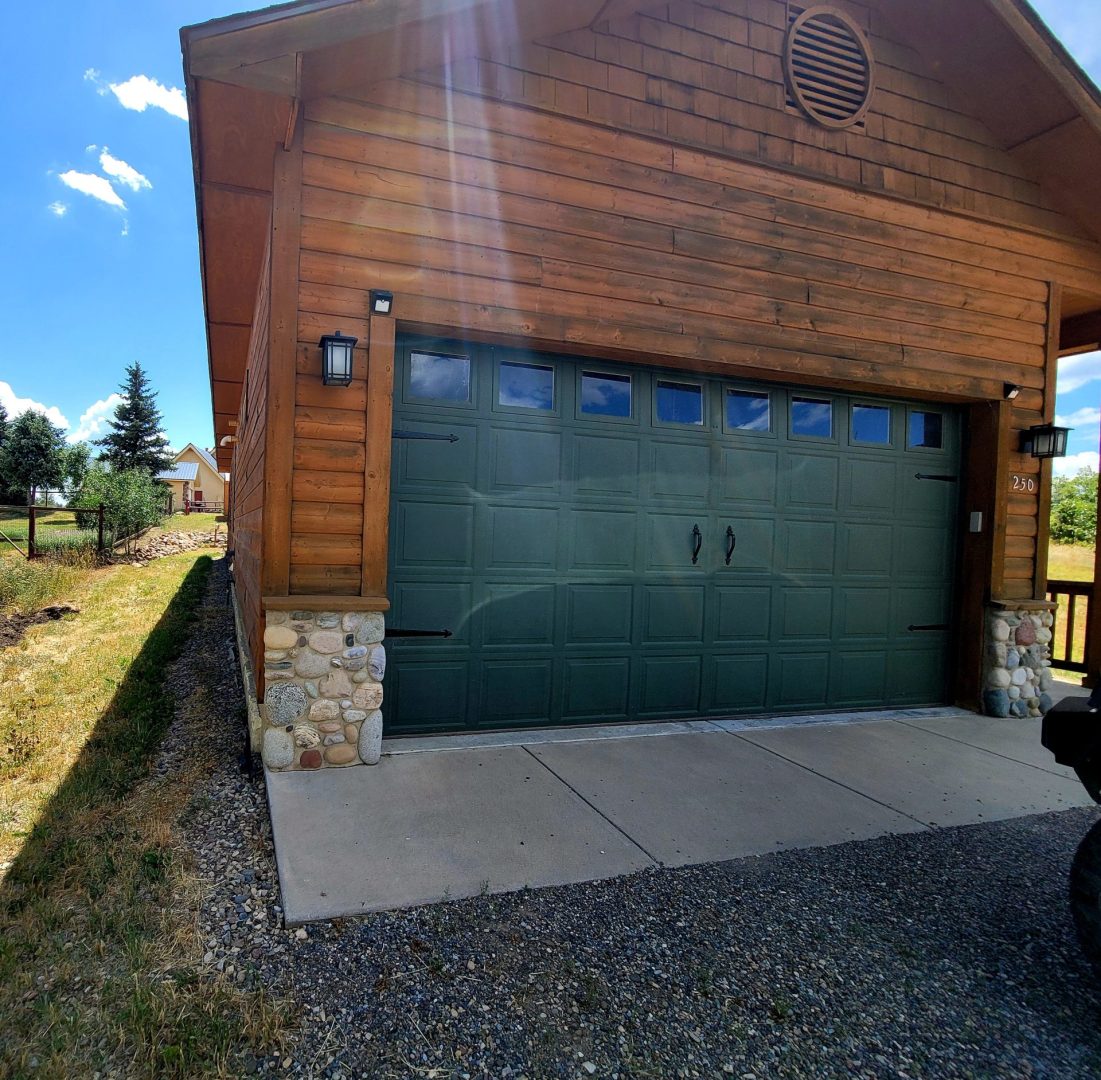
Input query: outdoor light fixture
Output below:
<box><xmin>1003</xmin><ymin>383</ymin><xmax>1022</xmax><ymax>400</ymax></box>
<box><xmin>319</xmin><ymin>330</ymin><xmax>358</xmax><ymax>386</ymax></box>
<box><xmin>370</xmin><ymin>289</ymin><xmax>394</xmax><ymax>316</ymax></box>
<box><xmin>1020</xmin><ymin>422</ymin><xmax>1071</xmax><ymax>459</ymax></box>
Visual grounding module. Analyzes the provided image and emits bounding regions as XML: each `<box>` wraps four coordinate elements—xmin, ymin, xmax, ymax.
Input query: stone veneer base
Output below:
<box><xmin>260</xmin><ymin>610</ymin><xmax>386</xmax><ymax>772</ymax></box>
<box><xmin>981</xmin><ymin>601</ymin><xmax>1057</xmax><ymax>719</ymax></box>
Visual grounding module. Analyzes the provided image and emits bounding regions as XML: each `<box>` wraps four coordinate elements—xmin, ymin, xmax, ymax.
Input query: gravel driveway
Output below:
<box><xmin>179</xmin><ymin>560</ymin><xmax>1101</xmax><ymax>1078</ymax></box>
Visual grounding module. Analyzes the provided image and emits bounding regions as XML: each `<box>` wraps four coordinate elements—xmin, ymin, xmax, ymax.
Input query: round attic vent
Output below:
<box><xmin>785</xmin><ymin>6</ymin><xmax>875</xmax><ymax>130</ymax></box>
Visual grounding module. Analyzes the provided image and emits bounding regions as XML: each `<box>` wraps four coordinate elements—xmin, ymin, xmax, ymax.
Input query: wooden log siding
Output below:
<box><xmin>231</xmin><ymin>231</ymin><xmax>271</xmax><ymax>677</ymax></box>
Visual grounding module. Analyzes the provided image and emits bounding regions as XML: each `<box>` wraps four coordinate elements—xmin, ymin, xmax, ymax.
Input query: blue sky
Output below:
<box><xmin>0</xmin><ymin>0</ymin><xmax>1098</xmax><ymax>476</ymax></box>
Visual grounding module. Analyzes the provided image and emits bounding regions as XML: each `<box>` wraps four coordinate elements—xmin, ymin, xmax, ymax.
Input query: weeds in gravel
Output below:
<box><xmin>0</xmin><ymin>552</ymin><xmax>288</xmax><ymax>1076</ymax></box>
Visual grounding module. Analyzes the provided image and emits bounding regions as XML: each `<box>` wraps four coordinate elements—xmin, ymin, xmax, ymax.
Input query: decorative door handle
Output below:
<box><xmin>725</xmin><ymin>526</ymin><xmax>736</xmax><ymax>565</ymax></box>
<box><xmin>691</xmin><ymin>524</ymin><xmax>702</xmax><ymax>565</ymax></box>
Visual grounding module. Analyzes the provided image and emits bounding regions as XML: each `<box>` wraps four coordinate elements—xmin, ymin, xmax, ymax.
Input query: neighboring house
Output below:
<box><xmin>182</xmin><ymin>0</ymin><xmax>1101</xmax><ymax>772</ymax></box>
<box><xmin>157</xmin><ymin>443</ymin><xmax>225</xmax><ymax>510</ymax></box>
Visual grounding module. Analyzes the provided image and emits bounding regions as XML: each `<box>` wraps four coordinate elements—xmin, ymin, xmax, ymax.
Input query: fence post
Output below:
<box><xmin>97</xmin><ymin>503</ymin><xmax>105</xmax><ymax>554</ymax></box>
<box><xmin>28</xmin><ymin>505</ymin><xmax>36</xmax><ymax>560</ymax></box>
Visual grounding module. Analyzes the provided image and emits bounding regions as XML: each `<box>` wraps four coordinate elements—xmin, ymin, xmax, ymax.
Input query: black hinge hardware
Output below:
<box><xmin>907</xmin><ymin>624</ymin><xmax>950</xmax><ymax>632</ymax></box>
<box><xmin>392</xmin><ymin>430</ymin><xmax>460</xmax><ymax>442</ymax></box>
<box><xmin>386</xmin><ymin>627</ymin><xmax>454</xmax><ymax>638</ymax></box>
<box><xmin>914</xmin><ymin>473</ymin><xmax>958</xmax><ymax>482</ymax></box>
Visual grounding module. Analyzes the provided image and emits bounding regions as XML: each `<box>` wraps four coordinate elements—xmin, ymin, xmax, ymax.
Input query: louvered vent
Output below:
<box><xmin>785</xmin><ymin>5</ymin><xmax>874</xmax><ymax>130</ymax></box>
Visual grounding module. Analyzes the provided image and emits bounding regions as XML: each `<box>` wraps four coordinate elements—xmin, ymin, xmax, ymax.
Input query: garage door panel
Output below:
<box><xmin>638</xmin><ymin>655</ymin><xmax>703</xmax><ymax>716</ymax></box>
<box><xmin>642</xmin><ymin>585</ymin><xmax>706</xmax><ymax>643</ymax></box>
<box><xmin>395</xmin><ymin>501</ymin><xmax>474</xmax><ymax>569</ymax></box>
<box><xmin>573</xmin><ymin>434</ymin><xmax>640</xmax><ymax>497</ymax></box>
<box><xmin>787</xmin><ymin>453</ymin><xmax>840</xmax><ymax>509</ymax></box>
<box><xmin>387</xmin><ymin>660</ymin><xmax>470</xmax><ymax>732</ymax></box>
<box><xmin>887</xmin><ymin>648</ymin><xmax>947</xmax><ymax>704</ymax></box>
<box><xmin>649</xmin><ymin>442</ymin><xmax>711</xmax><ymax>500</ymax></box>
<box><xmin>392</xmin><ymin>582</ymin><xmax>473</xmax><ymax>642</ymax></box>
<box><xmin>397</xmin><ymin>422</ymin><xmax>479</xmax><ymax>487</ymax></box>
<box><xmin>566</xmin><ymin>584</ymin><xmax>634</xmax><ymax>645</ymax></box>
<box><xmin>841</xmin><ymin>523</ymin><xmax>894</xmax><ymax>576</ymax></box>
<box><xmin>839</xmin><ymin>587</ymin><xmax>892</xmax><ymax>638</ymax></box>
<box><xmin>484</xmin><ymin>504</ymin><xmax>560</xmax><ymax>572</ymax></box>
<box><xmin>844</xmin><ymin>458</ymin><xmax>895</xmax><ymax>513</ymax></box>
<box><xmin>721</xmin><ymin>518</ymin><xmax>775</xmax><ymax>574</ymax></box>
<box><xmin>832</xmin><ymin>650</ymin><xmax>889</xmax><ymax>707</ymax></box>
<box><xmin>894</xmin><ymin>585</ymin><xmax>952</xmax><ymax>632</ymax></box>
<box><xmin>773</xmin><ymin>652</ymin><xmax>830</xmax><ymax>708</ymax></box>
<box><xmin>902</xmin><ymin>470</ymin><xmax>958</xmax><ymax>517</ymax></box>
<box><xmin>782</xmin><ymin>521</ymin><xmax>836</xmax><ymax>574</ymax></box>
<box><xmin>779</xmin><ymin>587</ymin><xmax>833</xmax><ymax>640</ymax></box>
<box><xmin>563</xmin><ymin>657</ymin><xmax>631</xmax><ymax>719</ymax></box>
<box><xmin>710</xmin><ymin>654</ymin><xmax>769</xmax><ymax>713</ymax></box>
<box><xmin>482</xmin><ymin>584</ymin><xmax>556</xmax><ymax>647</ymax></box>
<box><xmin>895</xmin><ymin>525</ymin><xmax>954</xmax><ymax>579</ymax></box>
<box><xmin>718</xmin><ymin>446</ymin><xmax>778</xmax><ymax>505</ymax></box>
<box><xmin>490</xmin><ymin>428</ymin><xmax>562</xmax><ymax>491</ymax></box>
<box><xmin>714</xmin><ymin>585</ymin><xmax>772</xmax><ymax>643</ymax></box>
<box><xmin>645</xmin><ymin>513</ymin><xmax>711</xmax><ymax>573</ymax></box>
<box><xmin>570</xmin><ymin>510</ymin><xmax>638</xmax><ymax>571</ymax></box>
<box><xmin>481</xmin><ymin>660</ymin><xmax>554</xmax><ymax>725</ymax></box>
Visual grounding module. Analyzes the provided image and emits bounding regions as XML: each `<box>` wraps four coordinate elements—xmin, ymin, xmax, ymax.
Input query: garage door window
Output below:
<box><xmin>791</xmin><ymin>396</ymin><xmax>833</xmax><ymax>439</ymax></box>
<box><xmin>499</xmin><ymin>361</ymin><xmax>554</xmax><ymax>410</ymax></box>
<box><xmin>580</xmin><ymin>371</ymin><xmax>632</xmax><ymax>418</ymax></box>
<box><xmin>725</xmin><ymin>389</ymin><xmax>772</xmax><ymax>434</ymax></box>
<box><xmin>656</xmin><ymin>380</ymin><xmax>704</xmax><ymax>425</ymax></box>
<box><xmin>909</xmin><ymin>410</ymin><xmax>944</xmax><ymax>449</ymax></box>
<box><xmin>852</xmin><ymin>404</ymin><xmax>891</xmax><ymax>445</ymax></box>
<box><xmin>409</xmin><ymin>351</ymin><xmax>471</xmax><ymax>403</ymax></box>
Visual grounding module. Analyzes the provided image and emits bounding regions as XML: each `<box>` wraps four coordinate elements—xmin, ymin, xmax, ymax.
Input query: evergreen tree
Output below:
<box><xmin>0</xmin><ymin>410</ymin><xmax>66</xmax><ymax>504</ymax></box>
<box><xmin>0</xmin><ymin>402</ymin><xmax>13</xmax><ymax>503</ymax></box>
<box><xmin>95</xmin><ymin>362</ymin><xmax>173</xmax><ymax>475</ymax></box>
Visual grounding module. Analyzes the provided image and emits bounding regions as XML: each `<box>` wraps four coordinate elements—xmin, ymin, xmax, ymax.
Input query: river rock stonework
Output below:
<box><xmin>260</xmin><ymin>610</ymin><xmax>386</xmax><ymax>771</ymax></box>
<box><xmin>981</xmin><ymin>603</ymin><xmax>1056</xmax><ymax>719</ymax></box>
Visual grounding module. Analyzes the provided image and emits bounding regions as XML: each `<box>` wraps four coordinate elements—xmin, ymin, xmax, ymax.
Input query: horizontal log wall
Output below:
<box><xmin>231</xmin><ymin>231</ymin><xmax>271</xmax><ymax>674</ymax></box>
<box><xmin>445</xmin><ymin>0</ymin><xmax>1080</xmax><ymax>238</ymax></box>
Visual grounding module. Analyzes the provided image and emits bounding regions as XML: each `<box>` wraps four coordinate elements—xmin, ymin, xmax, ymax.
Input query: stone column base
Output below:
<box><xmin>259</xmin><ymin>610</ymin><xmax>386</xmax><ymax>771</ymax></box>
<box><xmin>982</xmin><ymin>601</ymin><xmax>1056</xmax><ymax>718</ymax></box>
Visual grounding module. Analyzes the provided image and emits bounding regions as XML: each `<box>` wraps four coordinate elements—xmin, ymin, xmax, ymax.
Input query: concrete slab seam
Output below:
<box><xmin>892</xmin><ymin>718</ymin><xmax>1073</xmax><ymax>779</ymax></box>
<box><xmin>728</xmin><ymin>732</ymin><xmax>935</xmax><ymax>831</ymax></box>
<box><xmin>520</xmin><ymin>745</ymin><xmax>663</xmax><ymax>866</ymax></box>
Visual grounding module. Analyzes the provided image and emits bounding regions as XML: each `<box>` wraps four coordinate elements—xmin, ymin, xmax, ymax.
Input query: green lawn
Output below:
<box><xmin>1047</xmin><ymin>543</ymin><xmax>1095</xmax><ymax>678</ymax></box>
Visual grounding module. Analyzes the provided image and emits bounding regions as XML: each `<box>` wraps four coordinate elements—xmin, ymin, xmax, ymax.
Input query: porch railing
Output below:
<box><xmin>1046</xmin><ymin>579</ymin><xmax>1094</xmax><ymax>674</ymax></box>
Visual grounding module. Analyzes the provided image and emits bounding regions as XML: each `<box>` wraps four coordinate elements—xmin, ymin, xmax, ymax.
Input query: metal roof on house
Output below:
<box><xmin>195</xmin><ymin>445</ymin><xmax>219</xmax><ymax>473</ymax></box>
<box><xmin>158</xmin><ymin>462</ymin><xmax>200</xmax><ymax>482</ymax></box>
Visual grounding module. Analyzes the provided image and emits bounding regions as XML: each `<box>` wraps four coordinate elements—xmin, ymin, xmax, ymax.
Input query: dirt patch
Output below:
<box><xmin>0</xmin><ymin>605</ymin><xmax>78</xmax><ymax>649</ymax></box>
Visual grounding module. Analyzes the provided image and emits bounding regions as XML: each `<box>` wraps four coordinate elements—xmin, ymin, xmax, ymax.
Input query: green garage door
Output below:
<box><xmin>384</xmin><ymin>337</ymin><xmax>960</xmax><ymax>735</ymax></box>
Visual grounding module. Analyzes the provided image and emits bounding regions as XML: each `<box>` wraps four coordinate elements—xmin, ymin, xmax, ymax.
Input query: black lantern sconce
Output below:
<box><xmin>1020</xmin><ymin>423</ymin><xmax>1071</xmax><ymax>459</ymax></box>
<box><xmin>319</xmin><ymin>330</ymin><xmax>358</xmax><ymax>386</ymax></box>
<box><xmin>370</xmin><ymin>289</ymin><xmax>394</xmax><ymax>316</ymax></box>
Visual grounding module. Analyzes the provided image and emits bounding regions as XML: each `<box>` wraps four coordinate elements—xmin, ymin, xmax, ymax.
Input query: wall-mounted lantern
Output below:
<box><xmin>1020</xmin><ymin>423</ymin><xmax>1071</xmax><ymax>459</ymax></box>
<box><xmin>370</xmin><ymin>289</ymin><xmax>394</xmax><ymax>316</ymax></box>
<box><xmin>319</xmin><ymin>330</ymin><xmax>358</xmax><ymax>386</ymax></box>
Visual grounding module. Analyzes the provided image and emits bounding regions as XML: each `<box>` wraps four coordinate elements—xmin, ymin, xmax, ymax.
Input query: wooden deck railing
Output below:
<box><xmin>1046</xmin><ymin>579</ymin><xmax>1094</xmax><ymax>674</ymax></box>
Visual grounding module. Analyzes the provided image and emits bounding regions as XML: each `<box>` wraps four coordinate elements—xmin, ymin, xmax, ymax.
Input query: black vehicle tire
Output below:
<box><xmin>1070</xmin><ymin>818</ymin><xmax>1101</xmax><ymax>977</ymax></box>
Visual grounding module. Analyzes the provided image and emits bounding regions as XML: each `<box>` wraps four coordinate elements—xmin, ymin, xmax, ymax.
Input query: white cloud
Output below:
<box><xmin>1055</xmin><ymin>406</ymin><xmax>1101</xmax><ymax>430</ymax></box>
<box><xmin>58</xmin><ymin>170</ymin><xmax>125</xmax><ymax>209</ymax></box>
<box><xmin>107</xmin><ymin>75</ymin><xmax>188</xmax><ymax>121</ymax></box>
<box><xmin>1057</xmin><ymin>351</ymin><xmax>1101</xmax><ymax>395</ymax></box>
<box><xmin>99</xmin><ymin>149</ymin><xmax>151</xmax><ymax>192</ymax></box>
<box><xmin>0</xmin><ymin>382</ymin><xmax>69</xmax><ymax>429</ymax></box>
<box><xmin>66</xmin><ymin>394</ymin><xmax>123</xmax><ymax>444</ymax></box>
<box><xmin>47</xmin><ymin>201</ymin><xmax>68</xmax><ymax>217</ymax></box>
<box><xmin>1054</xmin><ymin>450</ymin><xmax>1100</xmax><ymax>478</ymax></box>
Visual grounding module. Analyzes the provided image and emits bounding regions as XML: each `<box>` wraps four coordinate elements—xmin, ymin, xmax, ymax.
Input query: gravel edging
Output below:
<box><xmin>163</xmin><ymin>557</ymin><xmax>1101</xmax><ymax>1079</ymax></box>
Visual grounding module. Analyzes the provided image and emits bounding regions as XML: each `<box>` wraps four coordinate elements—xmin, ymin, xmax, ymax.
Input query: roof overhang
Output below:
<box><xmin>182</xmin><ymin>0</ymin><xmax>1101</xmax><ymax>463</ymax></box>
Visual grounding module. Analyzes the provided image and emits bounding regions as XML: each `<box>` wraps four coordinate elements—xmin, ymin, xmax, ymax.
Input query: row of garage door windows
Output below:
<box><xmin>409</xmin><ymin>349</ymin><xmax>946</xmax><ymax>451</ymax></box>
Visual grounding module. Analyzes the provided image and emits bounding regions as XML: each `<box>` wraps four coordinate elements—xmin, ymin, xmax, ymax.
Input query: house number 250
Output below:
<box><xmin>1011</xmin><ymin>474</ymin><xmax>1037</xmax><ymax>493</ymax></box>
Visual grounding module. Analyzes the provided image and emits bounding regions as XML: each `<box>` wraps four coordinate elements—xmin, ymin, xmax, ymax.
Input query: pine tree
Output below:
<box><xmin>0</xmin><ymin>410</ymin><xmax>66</xmax><ymax>504</ymax></box>
<box><xmin>95</xmin><ymin>362</ymin><xmax>173</xmax><ymax>475</ymax></box>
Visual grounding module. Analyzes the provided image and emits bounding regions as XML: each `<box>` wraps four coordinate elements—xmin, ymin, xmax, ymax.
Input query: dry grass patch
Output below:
<box><xmin>0</xmin><ymin>552</ymin><xmax>288</xmax><ymax>1076</ymax></box>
